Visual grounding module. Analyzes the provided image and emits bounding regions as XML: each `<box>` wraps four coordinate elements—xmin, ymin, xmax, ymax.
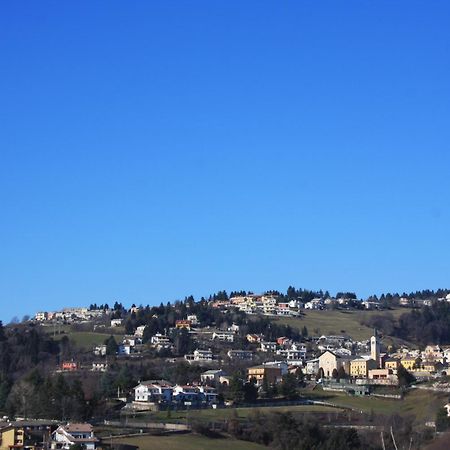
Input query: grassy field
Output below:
<box><xmin>134</xmin><ymin>404</ymin><xmax>342</xmax><ymax>423</ymax></box>
<box><xmin>111</xmin><ymin>434</ymin><xmax>266</xmax><ymax>450</ymax></box>
<box><xmin>272</xmin><ymin>308</ymin><xmax>409</xmax><ymax>341</ymax></box>
<box><xmin>127</xmin><ymin>389</ymin><xmax>442</xmax><ymax>425</ymax></box>
<box><xmin>308</xmin><ymin>388</ymin><xmax>447</xmax><ymax>423</ymax></box>
<box><xmin>53</xmin><ymin>331</ymin><xmax>124</xmax><ymax>348</ymax></box>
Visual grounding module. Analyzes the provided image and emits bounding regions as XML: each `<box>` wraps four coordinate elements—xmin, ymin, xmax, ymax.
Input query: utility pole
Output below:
<box><xmin>380</xmin><ymin>431</ymin><xmax>386</xmax><ymax>450</ymax></box>
<box><xmin>390</xmin><ymin>426</ymin><xmax>399</xmax><ymax>450</ymax></box>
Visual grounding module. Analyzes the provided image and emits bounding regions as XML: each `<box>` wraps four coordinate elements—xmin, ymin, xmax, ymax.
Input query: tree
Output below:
<box><xmin>436</xmin><ymin>407</ymin><xmax>450</xmax><ymax>432</ymax></box>
<box><xmin>243</xmin><ymin>381</ymin><xmax>258</xmax><ymax>403</ymax></box>
<box><xmin>124</xmin><ymin>319</ymin><xmax>134</xmax><ymax>335</ymax></box>
<box><xmin>0</xmin><ymin>321</ymin><xmax>5</xmax><ymax>341</ymax></box>
<box><xmin>279</xmin><ymin>373</ymin><xmax>298</xmax><ymax>400</ymax></box>
<box><xmin>397</xmin><ymin>365</ymin><xmax>415</xmax><ymax>387</ymax></box>
<box><xmin>337</xmin><ymin>366</ymin><xmax>346</xmax><ymax>380</ymax></box>
<box><xmin>105</xmin><ymin>335</ymin><xmax>118</xmax><ymax>356</ymax></box>
<box><xmin>229</xmin><ymin>374</ymin><xmax>245</xmax><ymax>403</ymax></box>
<box><xmin>332</xmin><ymin>368</ymin><xmax>338</xmax><ymax>379</ymax></box>
<box><xmin>261</xmin><ymin>376</ymin><xmax>273</xmax><ymax>399</ymax></box>
<box><xmin>173</xmin><ymin>328</ymin><xmax>191</xmax><ymax>356</ymax></box>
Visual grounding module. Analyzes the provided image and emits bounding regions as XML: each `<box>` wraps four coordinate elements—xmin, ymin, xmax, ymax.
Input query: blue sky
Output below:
<box><xmin>1</xmin><ymin>1</ymin><xmax>449</xmax><ymax>322</ymax></box>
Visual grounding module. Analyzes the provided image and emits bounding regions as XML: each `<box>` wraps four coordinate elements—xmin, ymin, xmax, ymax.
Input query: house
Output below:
<box><xmin>134</xmin><ymin>380</ymin><xmax>173</xmax><ymax>403</ymax></box>
<box><xmin>305</xmin><ymin>358</ymin><xmax>320</xmax><ymax>375</ymax></box>
<box><xmin>0</xmin><ymin>421</ymin><xmax>55</xmax><ymax>450</ymax></box>
<box><xmin>305</xmin><ymin>299</ymin><xmax>323</xmax><ymax>310</ymax></box>
<box><xmin>134</xmin><ymin>325</ymin><xmax>147</xmax><ymax>338</ymax></box>
<box><xmin>246</xmin><ymin>334</ymin><xmax>262</xmax><ymax>343</ymax></box>
<box><xmin>173</xmin><ymin>385</ymin><xmax>199</xmax><ymax>404</ymax></box>
<box><xmin>187</xmin><ymin>315</ymin><xmax>198</xmax><ymax>325</ymax></box>
<box><xmin>350</xmin><ymin>357</ymin><xmax>377</xmax><ymax>378</ymax></box>
<box><xmin>443</xmin><ymin>347</ymin><xmax>450</xmax><ymax>363</ymax></box>
<box><xmin>110</xmin><ymin>319</ymin><xmax>122</xmax><ymax>327</ymax></box>
<box><xmin>276</xmin><ymin>349</ymin><xmax>305</xmax><ymax>366</ymax></box>
<box><xmin>212</xmin><ymin>331</ymin><xmax>234</xmax><ymax>342</ymax></box>
<box><xmin>61</xmin><ymin>361</ymin><xmax>78</xmax><ymax>372</ymax></box>
<box><xmin>123</xmin><ymin>336</ymin><xmax>139</xmax><ymax>347</ymax></box>
<box><xmin>201</xmin><ymin>369</ymin><xmax>225</xmax><ymax>384</ymax></box>
<box><xmin>118</xmin><ymin>344</ymin><xmax>131</xmax><ymax>355</ymax></box>
<box><xmin>227</xmin><ymin>350</ymin><xmax>253</xmax><ymax>361</ymax></box>
<box><xmin>422</xmin><ymin>361</ymin><xmax>441</xmax><ymax>373</ymax></box>
<box><xmin>263</xmin><ymin>361</ymin><xmax>289</xmax><ymax>375</ymax></box>
<box><xmin>198</xmin><ymin>386</ymin><xmax>218</xmax><ymax>404</ymax></box>
<box><xmin>35</xmin><ymin>312</ymin><xmax>48</xmax><ymax>321</ymax></box>
<box><xmin>444</xmin><ymin>403</ymin><xmax>450</xmax><ymax>417</ymax></box>
<box><xmin>184</xmin><ymin>349</ymin><xmax>214</xmax><ymax>363</ymax></box>
<box><xmin>129</xmin><ymin>306</ymin><xmax>142</xmax><ymax>314</ymax></box>
<box><xmin>399</xmin><ymin>297</ymin><xmax>411</xmax><ymax>307</ymax></box>
<box><xmin>52</xmin><ymin>424</ymin><xmax>98</xmax><ymax>450</ymax></box>
<box><xmin>422</xmin><ymin>345</ymin><xmax>444</xmax><ymax>363</ymax></box>
<box><xmin>384</xmin><ymin>358</ymin><xmax>400</xmax><ymax>371</ymax></box>
<box><xmin>150</xmin><ymin>333</ymin><xmax>171</xmax><ymax>346</ymax></box>
<box><xmin>0</xmin><ymin>424</ymin><xmax>27</xmax><ymax>450</ymax></box>
<box><xmin>247</xmin><ymin>365</ymin><xmax>282</xmax><ymax>386</ymax></box>
<box><xmin>400</xmin><ymin>357</ymin><xmax>421</xmax><ymax>371</ymax></box>
<box><xmin>260</xmin><ymin>341</ymin><xmax>277</xmax><ymax>352</ymax></box>
<box><xmin>92</xmin><ymin>362</ymin><xmax>108</xmax><ymax>372</ymax></box>
<box><xmin>173</xmin><ymin>385</ymin><xmax>218</xmax><ymax>405</ymax></box>
<box><xmin>150</xmin><ymin>334</ymin><xmax>173</xmax><ymax>351</ymax></box>
<box><xmin>93</xmin><ymin>344</ymin><xmax>107</xmax><ymax>356</ymax></box>
<box><xmin>175</xmin><ymin>320</ymin><xmax>191</xmax><ymax>330</ymax></box>
<box><xmin>276</xmin><ymin>337</ymin><xmax>291</xmax><ymax>347</ymax></box>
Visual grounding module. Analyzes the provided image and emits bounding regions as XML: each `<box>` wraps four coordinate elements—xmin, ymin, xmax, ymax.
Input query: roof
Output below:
<box><xmin>202</xmin><ymin>370</ymin><xmax>222</xmax><ymax>375</ymax></box>
<box><xmin>64</xmin><ymin>423</ymin><xmax>93</xmax><ymax>433</ymax></box>
<box><xmin>248</xmin><ymin>365</ymin><xmax>281</xmax><ymax>371</ymax></box>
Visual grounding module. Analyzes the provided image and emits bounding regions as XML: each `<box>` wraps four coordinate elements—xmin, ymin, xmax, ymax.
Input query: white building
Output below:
<box><xmin>134</xmin><ymin>380</ymin><xmax>173</xmax><ymax>403</ymax></box>
<box><xmin>52</xmin><ymin>424</ymin><xmax>98</xmax><ymax>450</ymax></box>
<box><xmin>110</xmin><ymin>319</ymin><xmax>123</xmax><ymax>327</ymax></box>
<box><xmin>151</xmin><ymin>333</ymin><xmax>171</xmax><ymax>346</ymax></box>
<box><xmin>93</xmin><ymin>345</ymin><xmax>107</xmax><ymax>356</ymax></box>
<box><xmin>184</xmin><ymin>349</ymin><xmax>214</xmax><ymax>362</ymax></box>
<box><xmin>260</xmin><ymin>341</ymin><xmax>277</xmax><ymax>352</ymax></box>
<box><xmin>212</xmin><ymin>331</ymin><xmax>234</xmax><ymax>342</ymax></box>
<box><xmin>276</xmin><ymin>348</ymin><xmax>306</xmax><ymax>365</ymax></box>
<box><xmin>263</xmin><ymin>361</ymin><xmax>289</xmax><ymax>375</ymax></box>
<box><xmin>135</xmin><ymin>325</ymin><xmax>147</xmax><ymax>338</ymax></box>
<box><xmin>187</xmin><ymin>314</ymin><xmax>198</xmax><ymax>325</ymax></box>
<box><xmin>200</xmin><ymin>369</ymin><xmax>225</xmax><ymax>384</ymax></box>
<box><xmin>92</xmin><ymin>362</ymin><xmax>108</xmax><ymax>372</ymax></box>
<box><xmin>306</xmin><ymin>358</ymin><xmax>320</xmax><ymax>375</ymax></box>
<box><xmin>227</xmin><ymin>349</ymin><xmax>254</xmax><ymax>361</ymax></box>
<box><xmin>35</xmin><ymin>312</ymin><xmax>48</xmax><ymax>321</ymax></box>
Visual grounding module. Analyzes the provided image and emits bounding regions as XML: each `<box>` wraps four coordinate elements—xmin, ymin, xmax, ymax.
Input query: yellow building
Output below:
<box><xmin>350</xmin><ymin>358</ymin><xmax>377</xmax><ymax>377</ymax></box>
<box><xmin>0</xmin><ymin>426</ymin><xmax>25</xmax><ymax>450</ymax></box>
<box><xmin>247</xmin><ymin>365</ymin><xmax>282</xmax><ymax>385</ymax></box>
<box><xmin>422</xmin><ymin>361</ymin><xmax>439</xmax><ymax>373</ymax></box>
<box><xmin>400</xmin><ymin>357</ymin><xmax>421</xmax><ymax>371</ymax></box>
<box><xmin>384</xmin><ymin>358</ymin><xmax>400</xmax><ymax>371</ymax></box>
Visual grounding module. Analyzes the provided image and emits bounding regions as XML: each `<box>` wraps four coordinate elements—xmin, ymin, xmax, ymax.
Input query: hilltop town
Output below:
<box><xmin>1</xmin><ymin>288</ymin><xmax>450</xmax><ymax>450</ymax></box>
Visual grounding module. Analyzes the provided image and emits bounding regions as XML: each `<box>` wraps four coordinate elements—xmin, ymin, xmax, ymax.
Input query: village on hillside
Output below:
<box><xmin>2</xmin><ymin>289</ymin><xmax>450</xmax><ymax>450</ymax></box>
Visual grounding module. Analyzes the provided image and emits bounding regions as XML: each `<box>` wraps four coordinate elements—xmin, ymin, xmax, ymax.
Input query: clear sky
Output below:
<box><xmin>1</xmin><ymin>1</ymin><xmax>449</xmax><ymax>322</ymax></box>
